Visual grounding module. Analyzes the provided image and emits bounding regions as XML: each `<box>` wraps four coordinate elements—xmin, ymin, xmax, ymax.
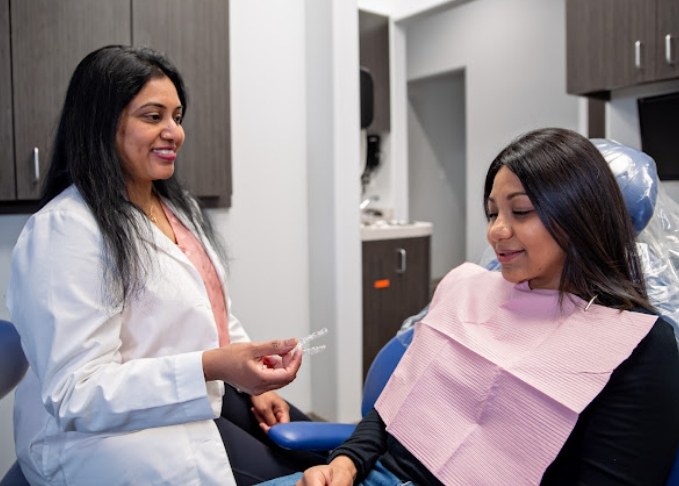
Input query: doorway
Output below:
<box><xmin>407</xmin><ymin>69</ymin><xmax>467</xmax><ymax>289</ymax></box>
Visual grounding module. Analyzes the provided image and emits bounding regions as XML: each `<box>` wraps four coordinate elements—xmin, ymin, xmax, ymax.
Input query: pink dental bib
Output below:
<box><xmin>375</xmin><ymin>263</ymin><xmax>656</xmax><ymax>485</ymax></box>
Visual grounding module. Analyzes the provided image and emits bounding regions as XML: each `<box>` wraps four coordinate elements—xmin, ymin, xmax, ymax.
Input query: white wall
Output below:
<box><xmin>223</xmin><ymin>0</ymin><xmax>312</xmax><ymax>408</ymax></box>
<box><xmin>360</xmin><ymin>0</ymin><xmax>468</xmax><ymax>19</ymax></box>
<box><xmin>304</xmin><ymin>0</ymin><xmax>363</xmax><ymax>422</ymax></box>
<box><xmin>397</xmin><ymin>0</ymin><xmax>579</xmax><ymax>262</ymax></box>
<box><xmin>226</xmin><ymin>0</ymin><xmax>362</xmax><ymax>424</ymax></box>
<box><xmin>0</xmin><ymin>0</ymin><xmax>364</xmax><ymax>476</ymax></box>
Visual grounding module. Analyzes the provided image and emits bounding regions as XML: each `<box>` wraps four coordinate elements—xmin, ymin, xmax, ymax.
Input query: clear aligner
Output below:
<box><xmin>296</xmin><ymin>328</ymin><xmax>328</xmax><ymax>356</ymax></box>
<box><xmin>298</xmin><ymin>327</ymin><xmax>328</xmax><ymax>348</ymax></box>
<box><xmin>302</xmin><ymin>344</ymin><xmax>327</xmax><ymax>356</ymax></box>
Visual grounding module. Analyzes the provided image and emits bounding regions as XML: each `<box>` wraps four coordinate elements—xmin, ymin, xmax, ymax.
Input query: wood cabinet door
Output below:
<box><xmin>359</xmin><ymin>10</ymin><xmax>390</xmax><ymax>133</ymax></box>
<box><xmin>11</xmin><ymin>0</ymin><xmax>130</xmax><ymax>200</ymax></box>
<box><xmin>0</xmin><ymin>0</ymin><xmax>13</xmax><ymax>200</ymax></box>
<box><xmin>362</xmin><ymin>236</ymin><xmax>431</xmax><ymax>381</ymax></box>
<box><xmin>133</xmin><ymin>0</ymin><xmax>232</xmax><ymax>207</ymax></box>
<box><xmin>608</xmin><ymin>0</ymin><xmax>657</xmax><ymax>89</ymax></box>
<box><xmin>656</xmin><ymin>0</ymin><xmax>679</xmax><ymax>80</ymax></box>
<box><xmin>566</xmin><ymin>0</ymin><xmax>613</xmax><ymax>95</ymax></box>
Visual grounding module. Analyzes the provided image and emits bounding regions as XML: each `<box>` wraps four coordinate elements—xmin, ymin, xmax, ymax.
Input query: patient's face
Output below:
<box><xmin>486</xmin><ymin>166</ymin><xmax>565</xmax><ymax>290</ymax></box>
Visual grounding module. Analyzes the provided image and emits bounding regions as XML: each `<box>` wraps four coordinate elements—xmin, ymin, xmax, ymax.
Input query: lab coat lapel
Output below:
<box><xmin>135</xmin><ymin>210</ymin><xmax>196</xmax><ymax>274</ymax></box>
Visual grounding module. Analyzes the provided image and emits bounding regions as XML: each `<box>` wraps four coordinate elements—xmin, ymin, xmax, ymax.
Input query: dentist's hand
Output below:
<box><xmin>202</xmin><ymin>339</ymin><xmax>302</xmax><ymax>395</ymax></box>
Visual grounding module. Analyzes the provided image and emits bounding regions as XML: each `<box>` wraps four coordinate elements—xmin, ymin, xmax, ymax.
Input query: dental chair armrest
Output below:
<box><xmin>268</xmin><ymin>422</ymin><xmax>356</xmax><ymax>451</ymax></box>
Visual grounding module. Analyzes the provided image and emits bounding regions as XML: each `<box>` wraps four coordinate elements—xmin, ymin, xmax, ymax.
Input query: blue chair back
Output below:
<box><xmin>361</xmin><ymin>327</ymin><xmax>414</xmax><ymax>417</ymax></box>
<box><xmin>0</xmin><ymin>320</ymin><xmax>28</xmax><ymax>400</ymax></box>
<box><xmin>0</xmin><ymin>320</ymin><xmax>30</xmax><ymax>485</ymax></box>
<box><xmin>668</xmin><ymin>453</ymin><xmax>679</xmax><ymax>486</ymax></box>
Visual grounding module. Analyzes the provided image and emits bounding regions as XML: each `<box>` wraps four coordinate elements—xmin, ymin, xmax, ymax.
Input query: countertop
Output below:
<box><xmin>360</xmin><ymin>220</ymin><xmax>433</xmax><ymax>241</ymax></box>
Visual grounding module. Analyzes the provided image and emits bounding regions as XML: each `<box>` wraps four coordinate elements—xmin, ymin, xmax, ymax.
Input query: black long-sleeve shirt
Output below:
<box><xmin>330</xmin><ymin>318</ymin><xmax>679</xmax><ymax>485</ymax></box>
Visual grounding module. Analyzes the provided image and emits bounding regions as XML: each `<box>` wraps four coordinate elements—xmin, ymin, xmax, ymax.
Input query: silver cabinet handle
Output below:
<box><xmin>33</xmin><ymin>147</ymin><xmax>40</xmax><ymax>183</ymax></box>
<box><xmin>666</xmin><ymin>34</ymin><xmax>675</xmax><ymax>65</ymax></box>
<box><xmin>396</xmin><ymin>248</ymin><xmax>407</xmax><ymax>274</ymax></box>
<box><xmin>634</xmin><ymin>40</ymin><xmax>642</xmax><ymax>69</ymax></box>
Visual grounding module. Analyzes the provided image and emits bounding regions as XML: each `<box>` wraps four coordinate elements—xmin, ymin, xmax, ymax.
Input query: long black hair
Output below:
<box><xmin>42</xmin><ymin>45</ymin><xmax>225</xmax><ymax>305</ymax></box>
<box><xmin>483</xmin><ymin>127</ymin><xmax>651</xmax><ymax>311</ymax></box>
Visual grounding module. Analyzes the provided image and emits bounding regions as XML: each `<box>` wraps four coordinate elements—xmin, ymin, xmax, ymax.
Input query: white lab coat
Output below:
<box><xmin>7</xmin><ymin>185</ymin><xmax>249</xmax><ymax>485</ymax></box>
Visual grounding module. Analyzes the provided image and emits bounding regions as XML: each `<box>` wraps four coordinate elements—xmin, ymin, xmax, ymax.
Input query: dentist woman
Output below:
<box><xmin>7</xmin><ymin>45</ymin><xmax>322</xmax><ymax>485</ymax></box>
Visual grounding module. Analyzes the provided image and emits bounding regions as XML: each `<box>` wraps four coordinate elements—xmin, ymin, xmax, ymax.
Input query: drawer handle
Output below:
<box><xmin>666</xmin><ymin>34</ymin><xmax>675</xmax><ymax>65</ymax></box>
<box><xmin>396</xmin><ymin>248</ymin><xmax>407</xmax><ymax>274</ymax></box>
<box><xmin>634</xmin><ymin>40</ymin><xmax>642</xmax><ymax>69</ymax></box>
<box><xmin>33</xmin><ymin>147</ymin><xmax>40</xmax><ymax>183</ymax></box>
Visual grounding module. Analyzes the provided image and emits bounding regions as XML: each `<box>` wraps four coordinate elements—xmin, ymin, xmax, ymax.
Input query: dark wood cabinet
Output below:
<box><xmin>4</xmin><ymin>0</ymin><xmax>130</xmax><ymax>202</ymax></box>
<box><xmin>362</xmin><ymin>236</ymin><xmax>431</xmax><ymax>380</ymax></box>
<box><xmin>1</xmin><ymin>0</ymin><xmax>232</xmax><ymax>207</ymax></box>
<box><xmin>567</xmin><ymin>0</ymin><xmax>679</xmax><ymax>97</ymax></box>
<box><xmin>359</xmin><ymin>10</ymin><xmax>390</xmax><ymax>133</ymax></box>
<box><xmin>566</xmin><ymin>0</ymin><xmax>612</xmax><ymax>96</ymax></box>
<box><xmin>608</xmin><ymin>0</ymin><xmax>656</xmax><ymax>89</ymax></box>
<box><xmin>132</xmin><ymin>0</ymin><xmax>231</xmax><ymax>207</ymax></box>
<box><xmin>656</xmin><ymin>0</ymin><xmax>679</xmax><ymax>81</ymax></box>
<box><xmin>0</xmin><ymin>0</ymin><xmax>13</xmax><ymax>200</ymax></box>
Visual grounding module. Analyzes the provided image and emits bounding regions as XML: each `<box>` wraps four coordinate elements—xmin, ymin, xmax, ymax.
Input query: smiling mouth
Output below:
<box><xmin>152</xmin><ymin>149</ymin><xmax>177</xmax><ymax>161</ymax></box>
<box><xmin>496</xmin><ymin>249</ymin><xmax>524</xmax><ymax>262</ymax></box>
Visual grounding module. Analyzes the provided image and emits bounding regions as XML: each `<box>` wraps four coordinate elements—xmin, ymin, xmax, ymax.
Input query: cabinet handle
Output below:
<box><xmin>634</xmin><ymin>40</ymin><xmax>642</xmax><ymax>69</ymax></box>
<box><xmin>33</xmin><ymin>147</ymin><xmax>40</xmax><ymax>183</ymax></box>
<box><xmin>396</xmin><ymin>248</ymin><xmax>407</xmax><ymax>274</ymax></box>
<box><xmin>666</xmin><ymin>34</ymin><xmax>675</xmax><ymax>65</ymax></box>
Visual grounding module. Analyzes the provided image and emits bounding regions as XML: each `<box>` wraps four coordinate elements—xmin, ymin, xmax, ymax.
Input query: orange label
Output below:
<box><xmin>374</xmin><ymin>279</ymin><xmax>390</xmax><ymax>289</ymax></box>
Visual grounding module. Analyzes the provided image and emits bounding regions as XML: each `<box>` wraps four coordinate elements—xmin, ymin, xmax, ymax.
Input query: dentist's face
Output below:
<box><xmin>486</xmin><ymin>166</ymin><xmax>566</xmax><ymax>290</ymax></box>
<box><xmin>116</xmin><ymin>75</ymin><xmax>184</xmax><ymax>190</ymax></box>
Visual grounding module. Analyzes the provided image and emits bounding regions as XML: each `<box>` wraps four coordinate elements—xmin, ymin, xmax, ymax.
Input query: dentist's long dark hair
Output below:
<box><xmin>483</xmin><ymin>127</ymin><xmax>650</xmax><ymax>311</ymax></box>
<box><xmin>41</xmin><ymin>45</ymin><xmax>225</xmax><ymax>305</ymax></box>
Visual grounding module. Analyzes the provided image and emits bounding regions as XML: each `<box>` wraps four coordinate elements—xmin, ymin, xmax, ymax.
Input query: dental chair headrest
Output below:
<box><xmin>592</xmin><ymin>139</ymin><xmax>659</xmax><ymax>234</ymax></box>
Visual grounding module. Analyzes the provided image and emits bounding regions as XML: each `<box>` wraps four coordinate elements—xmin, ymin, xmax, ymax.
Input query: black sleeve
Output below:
<box><xmin>542</xmin><ymin>317</ymin><xmax>679</xmax><ymax>486</ymax></box>
<box><xmin>328</xmin><ymin>409</ymin><xmax>388</xmax><ymax>482</ymax></box>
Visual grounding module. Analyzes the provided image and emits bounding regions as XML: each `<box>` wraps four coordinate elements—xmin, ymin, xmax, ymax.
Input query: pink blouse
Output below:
<box><xmin>161</xmin><ymin>203</ymin><xmax>230</xmax><ymax>346</ymax></box>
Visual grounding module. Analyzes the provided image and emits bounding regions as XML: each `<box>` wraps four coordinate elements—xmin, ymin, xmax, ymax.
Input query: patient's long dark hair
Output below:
<box><xmin>42</xmin><ymin>45</ymin><xmax>225</xmax><ymax>306</ymax></box>
<box><xmin>483</xmin><ymin>127</ymin><xmax>651</xmax><ymax>311</ymax></box>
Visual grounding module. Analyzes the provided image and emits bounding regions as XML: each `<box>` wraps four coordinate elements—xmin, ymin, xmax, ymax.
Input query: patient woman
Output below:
<box><xmin>263</xmin><ymin>128</ymin><xmax>679</xmax><ymax>485</ymax></box>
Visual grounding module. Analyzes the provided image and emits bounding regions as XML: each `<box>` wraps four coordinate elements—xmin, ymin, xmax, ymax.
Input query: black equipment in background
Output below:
<box><xmin>360</xmin><ymin>67</ymin><xmax>374</xmax><ymax>129</ymax></box>
<box><xmin>638</xmin><ymin>91</ymin><xmax>679</xmax><ymax>180</ymax></box>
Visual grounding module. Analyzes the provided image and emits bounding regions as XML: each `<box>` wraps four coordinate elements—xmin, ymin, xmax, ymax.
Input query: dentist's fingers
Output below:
<box><xmin>202</xmin><ymin>339</ymin><xmax>303</xmax><ymax>395</ymax></box>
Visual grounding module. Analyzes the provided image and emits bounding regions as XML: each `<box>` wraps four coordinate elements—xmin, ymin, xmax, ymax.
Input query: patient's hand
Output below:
<box><xmin>296</xmin><ymin>457</ymin><xmax>356</xmax><ymax>485</ymax></box>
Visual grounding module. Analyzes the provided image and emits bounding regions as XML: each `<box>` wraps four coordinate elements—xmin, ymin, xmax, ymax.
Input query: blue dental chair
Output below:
<box><xmin>0</xmin><ymin>320</ymin><xmax>29</xmax><ymax>486</ymax></box>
